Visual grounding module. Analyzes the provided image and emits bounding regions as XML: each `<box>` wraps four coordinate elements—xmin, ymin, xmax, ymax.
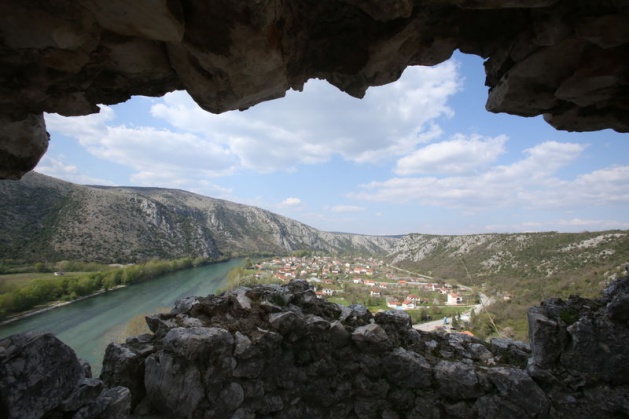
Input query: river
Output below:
<box><xmin>0</xmin><ymin>259</ymin><xmax>242</xmax><ymax>373</ymax></box>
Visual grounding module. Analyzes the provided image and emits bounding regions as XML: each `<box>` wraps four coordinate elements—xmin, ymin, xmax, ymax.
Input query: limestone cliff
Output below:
<box><xmin>1</xmin><ymin>1</ymin><xmax>628</xmax><ymax>179</ymax></box>
<box><xmin>3</xmin><ymin>275</ymin><xmax>627</xmax><ymax>418</ymax></box>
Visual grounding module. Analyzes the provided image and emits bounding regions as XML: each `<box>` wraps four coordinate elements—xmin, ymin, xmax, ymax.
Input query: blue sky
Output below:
<box><xmin>37</xmin><ymin>52</ymin><xmax>629</xmax><ymax>236</ymax></box>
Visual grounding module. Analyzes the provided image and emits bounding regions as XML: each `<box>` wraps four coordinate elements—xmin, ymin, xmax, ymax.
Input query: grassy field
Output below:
<box><xmin>327</xmin><ymin>295</ymin><xmax>470</xmax><ymax>323</ymax></box>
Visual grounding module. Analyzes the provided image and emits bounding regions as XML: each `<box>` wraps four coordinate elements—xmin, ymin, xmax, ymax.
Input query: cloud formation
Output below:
<box><xmin>36</xmin><ymin>156</ymin><xmax>114</xmax><ymax>186</ymax></box>
<box><xmin>330</xmin><ymin>205</ymin><xmax>366</xmax><ymax>213</ymax></box>
<box><xmin>352</xmin><ymin>141</ymin><xmax>629</xmax><ymax>211</ymax></box>
<box><xmin>150</xmin><ymin>60</ymin><xmax>461</xmax><ymax>170</ymax></box>
<box><xmin>281</xmin><ymin>197</ymin><xmax>302</xmax><ymax>207</ymax></box>
<box><xmin>395</xmin><ymin>133</ymin><xmax>507</xmax><ymax>175</ymax></box>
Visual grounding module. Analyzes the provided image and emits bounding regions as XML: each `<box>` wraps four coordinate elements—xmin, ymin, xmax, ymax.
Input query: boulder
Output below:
<box><xmin>0</xmin><ymin>332</ymin><xmax>83</xmax><ymax>418</ymax></box>
<box><xmin>0</xmin><ymin>332</ymin><xmax>131</xmax><ymax>419</ymax></box>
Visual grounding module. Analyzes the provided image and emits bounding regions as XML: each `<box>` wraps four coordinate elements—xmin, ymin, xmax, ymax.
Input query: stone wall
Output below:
<box><xmin>0</xmin><ymin>277</ymin><xmax>629</xmax><ymax>418</ymax></box>
<box><xmin>100</xmin><ymin>277</ymin><xmax>629</xmax><ymax>418</ymax></box>
<box><xmin>4</xmin><ymin>275</ymin><xmax>625</xmax><ymax>418</ymax></box>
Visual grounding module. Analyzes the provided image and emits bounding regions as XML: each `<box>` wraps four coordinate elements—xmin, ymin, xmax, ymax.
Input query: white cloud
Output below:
<box><xmin>46</xmin><ymin>108</ymin><xmax>237</xmax><ymax>176</ymax></box>
<box><xmin>330</xmin><ymin>205</ymin><xmax>366</xmax><ymax>213</ymax></box>
<box><xmin>351</xmin><ymin>141</ymin><xmax>629</xmax><ymax>211</ymax></box>
<box><xmin>280</xmin><ymin>197</ymin><xmax>302</xmax><ymax>207</ymax></box>
<box><xmin>44</xmin><ymin>60</ymin><xmax>461</xmax><ymax>193</ymax></box>
<box><xmin>556</xmin><ymin>218</ymin><xmax>629</xmax><ymax>230</ymax></box>
<box><xmin>484</xmin><ymin>218</ymin><xmax>629</xmax><ymax>233</ymax></box>
<box><xmin>150</xmin><ymin>60</ymin><xmax>462</xmax><ymax>170</ymax></box>
<box><xmin>395</xmin><ymin>133</ymin><xmax>507</xmax><ymax>175</ymax></box>
<box><xmin>35</xmin><ymin>156</ymin><xmax>114</xmax><ymax>186</ymax></box>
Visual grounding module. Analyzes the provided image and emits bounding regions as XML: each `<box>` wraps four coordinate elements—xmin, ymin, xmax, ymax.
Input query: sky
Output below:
<box><xmin>37</xmin><ymin>52</ymin><xmax>629</xmax><ymax>236</ymax></box>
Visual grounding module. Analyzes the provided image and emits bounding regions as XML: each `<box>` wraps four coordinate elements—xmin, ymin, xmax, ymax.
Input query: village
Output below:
<box><xmin>250</xmin><ymin>254</ymin><xmax>478</xmax><ymax>323</ymax></box>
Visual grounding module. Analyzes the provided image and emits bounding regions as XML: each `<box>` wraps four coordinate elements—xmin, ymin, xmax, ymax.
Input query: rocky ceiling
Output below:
<box><xmin>1</xmin><ymin>0</ymin><xmax>628</xmax><ymax>179</ymax></box>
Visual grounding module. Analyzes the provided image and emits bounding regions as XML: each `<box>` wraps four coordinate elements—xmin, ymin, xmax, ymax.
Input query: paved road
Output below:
<box><xmin>383</xmin><ymin>265</ymin><xmax>493</xmax><ymax>333</ymax></box>
<box><xmin>413</xmin><ymin>293</ymin><xmax>490</xmax><ymax>332</ymax></box>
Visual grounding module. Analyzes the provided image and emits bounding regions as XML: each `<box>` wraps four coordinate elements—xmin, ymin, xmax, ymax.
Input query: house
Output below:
<box><xmin>387</xmin><ymin>300</ymin><xmax>402</xmax><ymax>310</ymax></box>
<box><xmin>370</xmin><ymin>289</ymin><xmax>381</xmax><ymax>297</ymax></box>
<box><xmin>407</xmin><ymin>294</ymin><xmax>421</xmax><ymax>303</ymax></box>
<box><xmin>447</xmin><ymin>293</ymin><xmax>463</xmax><ymax>305</ymax></box>
<box><xmin>322</xmin><ymin>288</ymin><xmax>335</xmax><ymax>296</ymax></box>
<box><xmin>401</xmin><ymin>299</ymin><xmax>415</xmax><ymax>310</ymax></box>
<box><xmin>352</xmin><ymin>278</ymin><xmax>362</xmax><ymax>284</ymax></box>
<box><xmin>274</xmin><ymin>273</ymin><xmax>288</xmax><ymax>282</ymax></box>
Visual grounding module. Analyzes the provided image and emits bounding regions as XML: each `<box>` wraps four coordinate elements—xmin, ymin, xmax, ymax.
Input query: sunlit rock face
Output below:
<box><xmin>1</xmin><ymin>0</ymin><xmax>628</xmax><ymax>178</ymax></box>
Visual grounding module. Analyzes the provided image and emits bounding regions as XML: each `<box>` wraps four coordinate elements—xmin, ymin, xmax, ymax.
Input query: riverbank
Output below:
<box><xmin>0</xmin><ymin>256</ymin><xmax>231</xmax><ymax>325</ymax></box>
<box><xmin>0</xmin><ymin>259</ymin><xmax>242</xmax><ymax>374</ymax></box>
<box><xmin>0</xmin><ymin>285</ymin><xmax>127</xmax><ymax>327</ymax></box>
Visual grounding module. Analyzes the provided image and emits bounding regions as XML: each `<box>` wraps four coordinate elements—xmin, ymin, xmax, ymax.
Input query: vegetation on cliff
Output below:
<box><xmin>390</xmin><ymin>231</ymin><xmax>629</xmax><ymax>340</ymax></box>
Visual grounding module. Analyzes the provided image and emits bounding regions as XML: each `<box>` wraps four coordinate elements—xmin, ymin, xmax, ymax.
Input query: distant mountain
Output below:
<box><xmin>2</xmin><ymin>173</ymin><xmax>627</xmax><ymax>294</ymax></box>
<box><xmin>0</xmin><ymin>172</ymin><xmax>398</xmax><ymax>263</ymax></box>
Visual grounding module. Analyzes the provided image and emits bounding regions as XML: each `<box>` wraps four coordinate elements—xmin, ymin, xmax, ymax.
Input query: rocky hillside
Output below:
<box><xmin>389</xmin><ymin>231</ymin><xmax>629</xmax><ymax>288</ymax></box>
<box><xmin>0</xmin><ymin>173</ymin><xmax>397</xmax><ymax>263</ymax></box>
<box><xmin>387</xmin><ymin>232</ymin><xmax>629</xmax><ymax>340</ymax></box>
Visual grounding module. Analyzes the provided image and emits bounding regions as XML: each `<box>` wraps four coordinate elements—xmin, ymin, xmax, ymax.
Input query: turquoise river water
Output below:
<box><xmin>0</xmin><ymin>259</ymin><xmax>242</xmax><ymax>373</ymax></box>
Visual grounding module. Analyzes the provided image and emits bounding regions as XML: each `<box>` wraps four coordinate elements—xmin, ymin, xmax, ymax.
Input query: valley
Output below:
<box><xmin>1</xmin><ymin>172</ymin><xmax>628</xmax><ymax>341</ymax></box>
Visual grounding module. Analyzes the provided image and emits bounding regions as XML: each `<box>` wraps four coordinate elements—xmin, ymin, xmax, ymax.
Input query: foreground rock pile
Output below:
<box><xmin>3</xmin><ymin>275</ymin><xmax>628</xmax><ymax>418</ymax></box>
<box><xmin>0</xmin><ymin>333</ymin><xmax>130</xmax><ymax>418</ymax></box>
<box><xmin>1</xmin><ymin>1</ymin><xmax>629</xmax><ymax>179</ymax></box>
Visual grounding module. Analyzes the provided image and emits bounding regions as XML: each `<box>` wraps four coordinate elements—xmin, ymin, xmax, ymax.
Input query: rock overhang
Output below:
<box><xmin>0</xmin><ymin>0</ymin><xmax>628</xmax><ymax>179</ymax></box>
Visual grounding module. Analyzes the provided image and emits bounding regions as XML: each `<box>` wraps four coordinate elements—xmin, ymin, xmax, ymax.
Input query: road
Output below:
<box><xmin>413</xmin><ymin>292</ymin><xmax>490</xmax><ymax>332</ymax></box>
<box><xmin>383</xmin><ymin>264</ymin><xmax>493</xmax><ymax>333</ymax></box>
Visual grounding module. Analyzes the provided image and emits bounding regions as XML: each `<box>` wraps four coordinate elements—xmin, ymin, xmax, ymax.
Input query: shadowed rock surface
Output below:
<box><xmin>1</xmin><ymin>1</ymin><xmax>629</xmax><ymax>179</ymax></box>
<box><xmin>0</xmin><ymin>332</ymin><xmax>130</xmax><ymax>419</ymax></box>
<box><xmin>5</xmin><ymin>275</ymin><xmax>625</xmax><ymax>418</ymax></box>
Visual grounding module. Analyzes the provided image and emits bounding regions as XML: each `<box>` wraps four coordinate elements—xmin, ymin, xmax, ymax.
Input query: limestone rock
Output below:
<box><xmin>100</xmin><ymin>337</ymin><xmax>154</xmax><ymax>409</ymax></box>
<box><xmin>59</xmin><ymin>378</ymin><xmax>104</xmax><ymax>412</ymax></box>
<box><xmin>434</xmin><ymin>360</ymin><xmax>485</xmax><ymax>399</ymax></box>
<box><xmin>527</xmin><ymin>305</ymin><xmax>568</xmax><ymax>369</ymax></box>
<box><xmin>481</xmin><ymin>367</ymin><xmax>550</xmax><ymax>417</ymax></box>
<box><xmin>383</xmin><ymin>348</ymin><xmax>432</xmax><ymax>388</ymax></box>
<box><xmin>0</xmin><ymin>332</ymin><xmax>83</xmax><ymax>419</ymax></box>
<box><xmin>0</xmin><ymin>113</ymin><xmax>48</xmax><ymax>180</ymax></box>
<box><xmin>1</xmin><ymin>1</ymin><xmax>629</xmax><ymax>178</ymax></box>
<box><xmin>0</xmin><ymin>332</ymin><xmax>130</xmax><ymax>419</ymax></box>
<box><xmin>72</xmin><ymin>386</ymin><xmax>131</xmax><ymax>419</ymax></box>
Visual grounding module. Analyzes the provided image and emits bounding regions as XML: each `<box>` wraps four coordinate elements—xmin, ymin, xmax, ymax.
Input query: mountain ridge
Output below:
<box><xmin>0</xmin><ymin>172</ymin><xmax>398</xmax><ymax>263</ymax></box>
<box><xmin>1</xmin><ymin>172</ymin><xmax>627</xmax><ymax>294</ymax></box>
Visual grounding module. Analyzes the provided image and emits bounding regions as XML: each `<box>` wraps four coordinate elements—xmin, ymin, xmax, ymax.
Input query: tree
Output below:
<box><xmin>452</xmin><ymin>315</ymin><xmax>460</xmax><ymax>330</ymax></box>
